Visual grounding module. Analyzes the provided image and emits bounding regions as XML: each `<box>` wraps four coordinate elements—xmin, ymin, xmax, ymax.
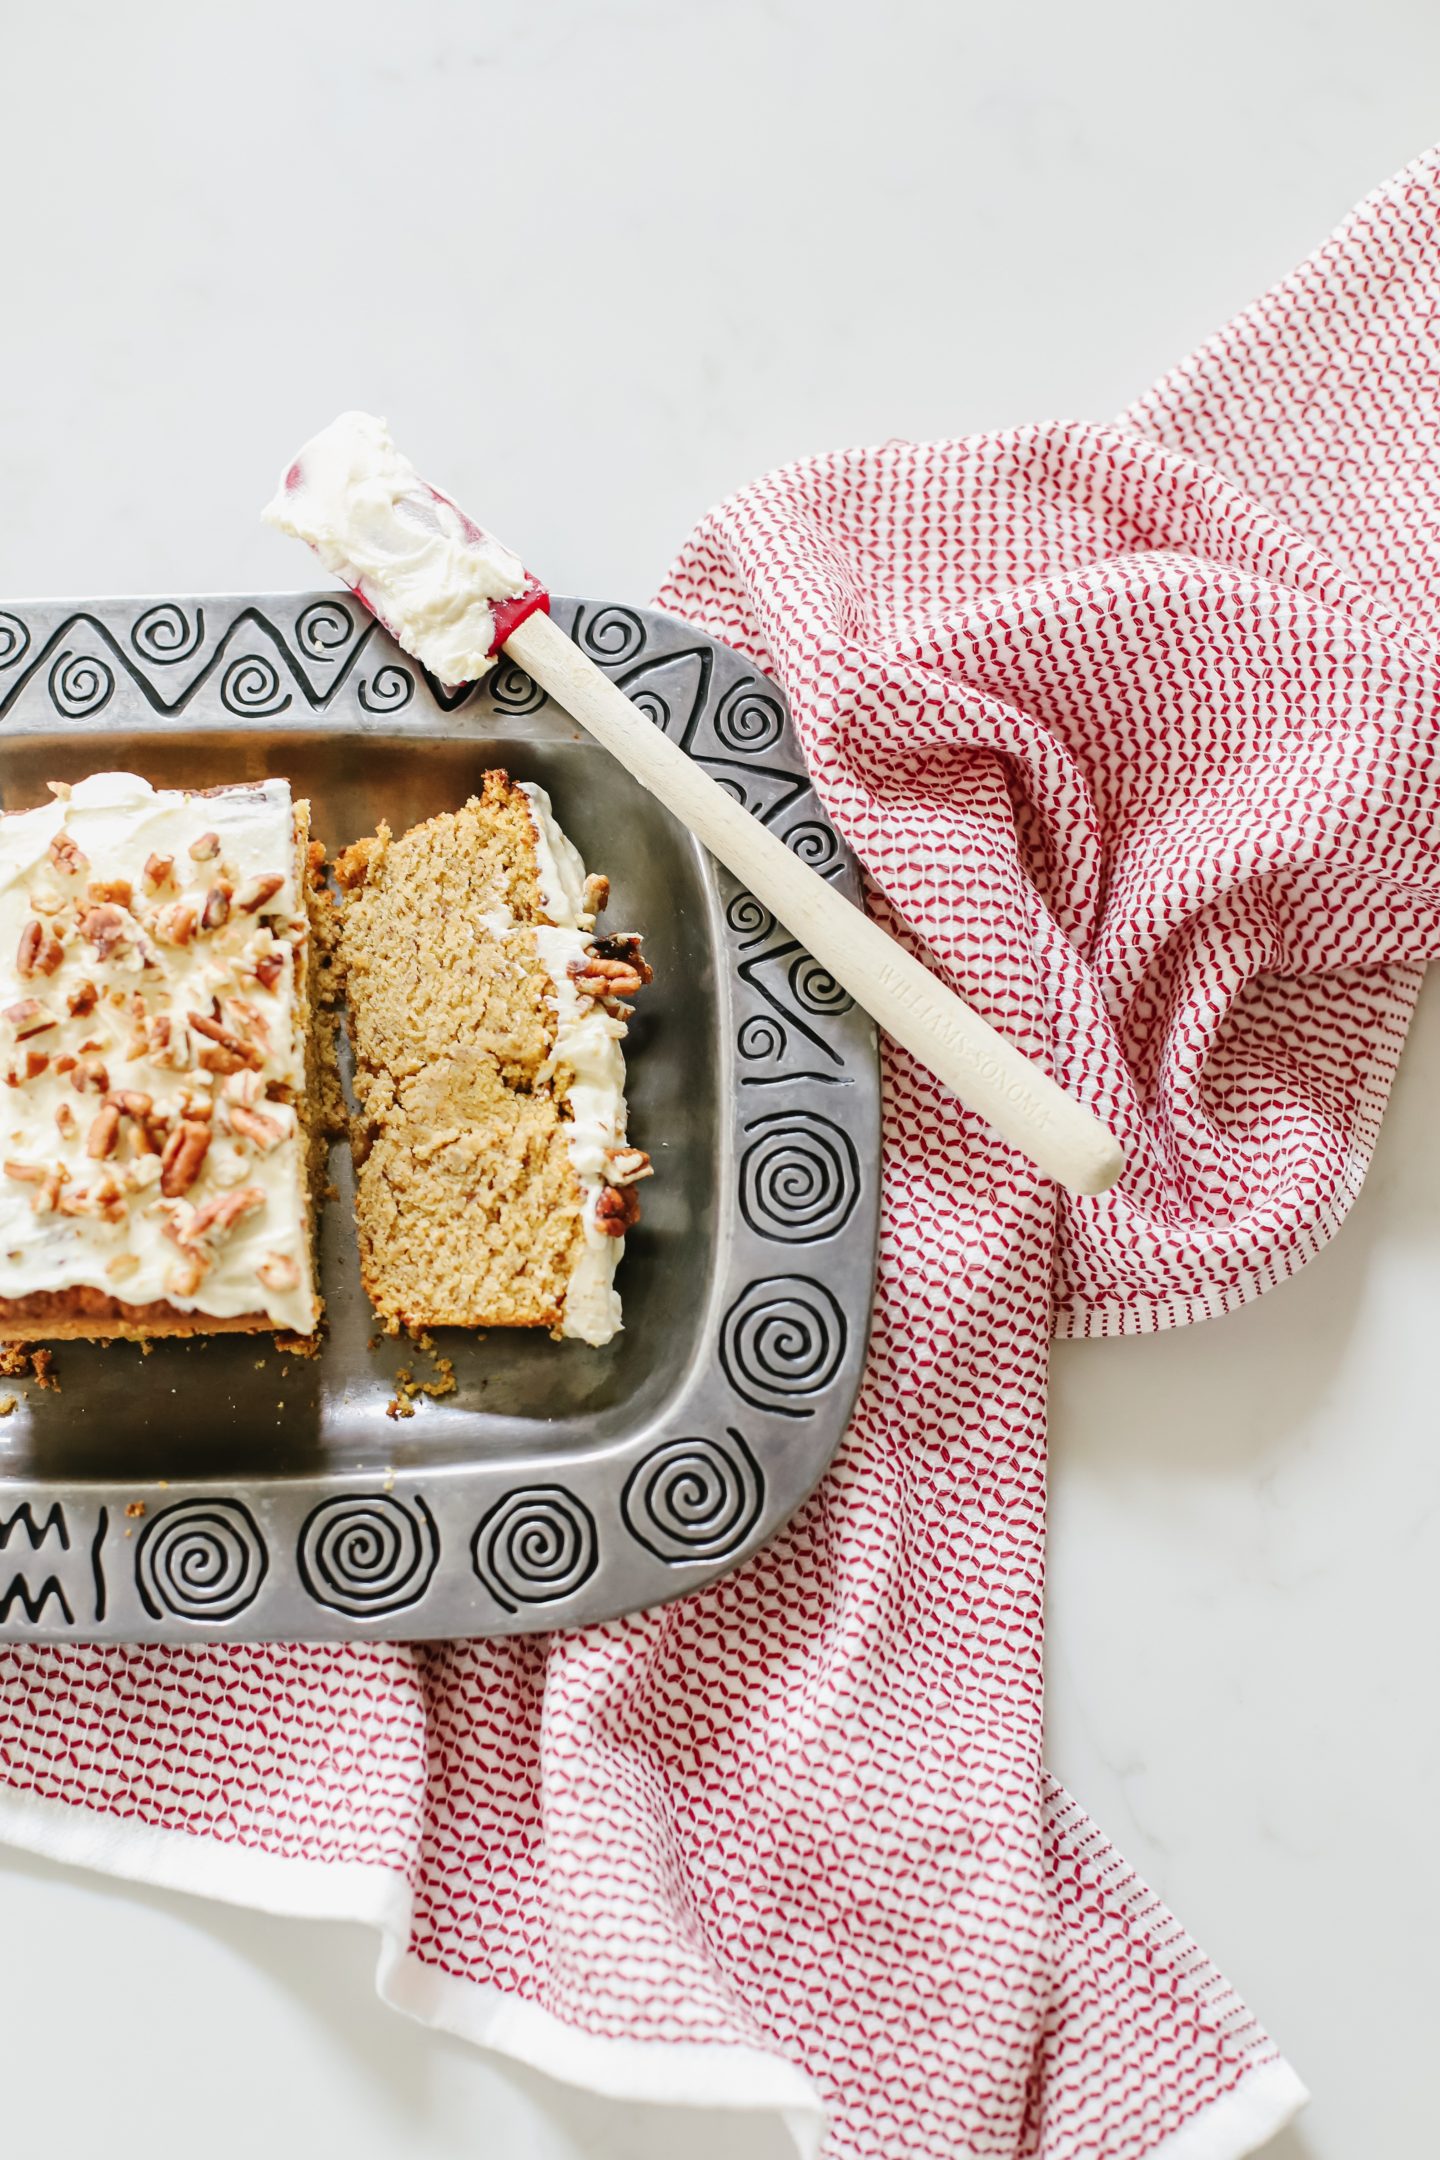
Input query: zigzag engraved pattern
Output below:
<box><xmin>12</xmin><ymin>143</ymin><xmax>1440</xmax><ymax>2160</ymax></box>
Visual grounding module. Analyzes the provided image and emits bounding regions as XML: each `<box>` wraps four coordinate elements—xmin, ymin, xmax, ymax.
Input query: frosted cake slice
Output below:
<box><xmin>0</xmin><ymin>772</ymin><xmax>322</xmax><ymax>1341</ymax></box>
<box><xmin>336</xmin><ymin>771</ymin><xmax>652</xmax><ymax>1345</ymax></box>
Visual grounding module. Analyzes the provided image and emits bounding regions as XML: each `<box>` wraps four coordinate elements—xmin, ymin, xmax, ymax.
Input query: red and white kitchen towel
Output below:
<box><xmin>5</xmin><ymin>149</ymin><xmax>1440</xmax><ymax>2160</ymax></box>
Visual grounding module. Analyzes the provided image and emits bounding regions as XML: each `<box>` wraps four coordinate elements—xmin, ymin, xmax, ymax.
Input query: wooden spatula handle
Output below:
<box><xmin>506</xmin><ymin>612</ymin><xmax>1124</xmax><ymax>1195</ymax></box>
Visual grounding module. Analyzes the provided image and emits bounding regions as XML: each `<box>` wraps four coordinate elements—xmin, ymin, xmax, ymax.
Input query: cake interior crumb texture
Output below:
<box><xmin>337</xmin><ymin>771</ymin><xmax>650</xmax><ymax>1343</ymax></box>
<box><xmin>0</xmin><ymin>772</ymin><xmax>324</xmax><ymax>1342</ymax></box>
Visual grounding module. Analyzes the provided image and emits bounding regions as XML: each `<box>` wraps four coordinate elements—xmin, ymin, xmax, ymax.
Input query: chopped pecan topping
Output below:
<box><xmin>142</xmin><ymin>853</ymin><xmax>174</xmax><ymax>891</ymax></box>
<box><xmin>30</xmin><ymin>882</ymin><xmax>66</xmax><ymax>916</ymax></box>
<box><xmin>179</xmin><ymin>1184</ymin><xmax>265</xmax><ymax>1245</ymax></box>
<box><xmin>582</xmin><ymin>872</ymin><xmax>610</xmax><ymax>918</ymax></box>
<box><xmin>237</xmin><ymin>872</ymin><xmax>285</xmax><ymax>914</ymax></box>
<box><xmin>24</xmin><ymin>1051</ymin><xmax>50</xmax><ymax>1081</ymax></box>
<box><xmin>567</xmin><ymin>952</ymin><xmax>647</xmax><ymax>1002</ymax></box>
<box><xmin>17</xmin><ymin>919</ymin><xmax>64</xmax><ymax>978</ymax></box>
<box><xmin>159</xmin><ymin>1119</ymin><xmax>211</xmax><ymax>1197</ymax></box>
<box><xmin>593</xmin><ymin>1184</ymin><xmax>642</xmax><ymax>1237</ymax></box>
<box><xmin>165</xmin><ymin>1252</ymin><xmax>207</xmax><ymax>1299</ymax></box>
<box><xmin>188</xmin><ymin>831</ymin><xmax>221</xmax><ymax>861</ymax></box>
<box><xmin>228</xmin><ymin>1102</ymin><xmax>284</xmax><ymax>1151</ymax></box>
<box><xmin>87</xmin><ymin>877</ymin><xmax>134</xmax><ymax>908</ymax></box>
<box><xmin>58</xmin><ymin>1177</ymin><xmax>126</xmax><ymax>1224</ymax></box>
<box><xmin>3</xmin><ymin>1159</ymin><xmax>47</xmax><ymax>1182</ymax></box>
<box><xmin>200</xmin><ymin>883</ymin><xmax>232</xmax><ymax>932</ymax></box>
<box><xmin>251</xmin><ymin>947</ymin><xmax>287</xmax><ymax>990</ymax></box>
<box><xmin>153</xmin><ymin>900</ymin><xmax>199</xmax><ymax>948</ymax></box>
<box><xmin>31</xmin><ymin>1168</ymin><xmax>66</xmax><ymax>1216</ymax></box>
<box><xmin>108</xmin><ymin>1089</ymin><xmax>154</xmax><ymax>1119</ymax></box>
<box><xmin>106</xmin><ymin>1252</ymin><xmax>141</xmax><ymax>1282</ymax></box>
<box><xmin>256</xmin><ymin>1252</ymin><xmax>300</xmax><ymax>1293</ymax></box>
<box><xmin>223</xmin><ymin>1068</ymin><xmax>264</xmax><ymax>1107</ymax></box>
<box><xmin>85</xmin><ymin>1104</ymin><xmax>121</xmax><ymax>1160</ymax></box>
<box><xmin>604</xmin><ymin>1146</ymin><xmax>653</xmax><ymax>1187</ymax></box>
<box><xmin>188</xmin><ymin>1011</ymin><xmax>262</xmax><ymax>1069</ymax></box>
<box><xmin>47</xmin><ymin>832</ymin><xmax>88</xmax><ymax>877</ymax></box>
<box><xmin>590</xmin><ymin>932</ymin><xmax>653</xmax><ymax>985</ymax></box>
<box><xmin>145</xmin><ymin>1012</ymin><xmax>189</xmax><ymax>1069</ymax></box>
<box><xmin>71</xmin><ymin>1053</ymin><xmax>110</xmax><ymax>1094</ymax></box>
<box><xmin>67</xmin><ymin>978</ymin><xmax>99</xmax><ymax>1017</ymax></box>
<box><xmin>54</xmin><ymin>1102</ymin><xmax>76</xmax><ymax>1137</ymax></box>
<box><xmin>4</xmin><ymin>999</ymin><xmax>57</xmax><ymax>1040</ymax></box>
<box><xmin>126</xmin><ymin>1154</ymin><xmax>163</xmax><ymax>1191</ymax></box>
<box><xmin>78</xmin><ymin>903</ymin><xmax>133</xmax><ymax>960</ymax></box>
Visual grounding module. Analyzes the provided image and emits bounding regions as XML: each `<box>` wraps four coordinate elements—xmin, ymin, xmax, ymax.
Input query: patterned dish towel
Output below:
<box><xmin>4</xmin><ymin>148</ymin><xmax>1440</xmax><ymax>2160</ymax></box>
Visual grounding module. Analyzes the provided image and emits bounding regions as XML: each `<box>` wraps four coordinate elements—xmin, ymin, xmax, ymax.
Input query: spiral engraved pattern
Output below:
<box><xmin>579</xmin><ymin>605</ymin><xmax>645</xmax><ymax>665</ymax></box>
<box><xmin>719</xmin><ymin>1275</ymin><xmax>846</xmax><ymax>1416</ymax></box>
<box><xmin>724</xmin><ymin>892</ymin><xmax>775</xmax><ymax>944</ymax></box>
<box><xmin>131</xmin><ymin>603</ymin><xmax>204</xmax><ymax>666</ymax></box>
<box><xmin>629</xmin><ymin>687</ymin><xmax>673</xmax><ymax>735</ymax></box>
<box><xmin>220</xmin><ymin>653</ymin><xmax>292</xmax><ymax>716</ymax></box>
<box><xmin>135</xmin><ymin>1499</ymin><xmax>268</xmax><ymax>1622</ymax></box>
<box><xmin>357</xmin><ymin>664</ymin><xmax>414</xmax><ymax>714</ymax></box>
<box><xmin>487</xmin><ymin>659</ymin><xmax>547</xmax><ymax>714</ymax></box>
<box><xmin>737</xmin><ymin>1013</ymin><xmax>788</xmax><ymax>1063</ymax></box>
<box><xmin>298</xmin><ymin>1493</ymin><xmax>438</xmax><ymax>1617</ymax></box>
<box><xmin>0</xmin><ymin>613</ymin><xmax>28</xmax><ymax>668</ymax></box>
<box><xmin>788</xmin><ymin>953</ymin><xmax>854</xmax><ymax>1018</ymax></box>
<box><xmin>739</xmin><ymin>1111</ymin><xmax>859</xmax><ymax>1243</ymax></box>
<box><xmin>472</xmin><ymin>1486</ymin><xmax>598</xmax><ymax>1611</ymax></box>
<box><xmin>295</xmin><ymin>599</ymin><xmax>355</xmax><ymax>659</ymax></box>
<box><xmin>783</xmin><ymin>819</ymin><xmax>842</xmax><ymax>874</ymax></box>
<box><xmin>621</xmin><ymin>1431</ymin><xmax>765</xmax><ymax>1564</ymax></box>
<box><xmin>713</xmin><ymin>679</ymin><xmax>784</xmax><ymax>754</ymax></box>
<box><xmin>48</xmin><ymin>649</ymin><xmax>114</xmax><ymax>718</ymax></box>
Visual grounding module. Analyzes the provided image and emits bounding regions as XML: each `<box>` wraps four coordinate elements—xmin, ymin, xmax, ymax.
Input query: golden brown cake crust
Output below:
<box><xmin>0</xmin><ymin>1285</ymin><xmax>271</xmax><ymax>1340</ymax></box>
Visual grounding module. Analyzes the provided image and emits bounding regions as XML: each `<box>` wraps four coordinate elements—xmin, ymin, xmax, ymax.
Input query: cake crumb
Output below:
<box><xmin>125</xmin><ymin>1500</ymin><xmax>145</xmax><ymax>1519</ymax></box>
<box><xmin>31</xmin><ymin>1349</ymin><xmax>59</xmax><ymax>1392</ymax></box>
<box><xmin>0</xmin><ymin>1347</ymin><xmax>30</xmax><ymax>1378</ymax></box>
<box><xmin>0</xmin><ymin>1395</ymin><xmax>15</xmax><ymax>1417</ymax></box>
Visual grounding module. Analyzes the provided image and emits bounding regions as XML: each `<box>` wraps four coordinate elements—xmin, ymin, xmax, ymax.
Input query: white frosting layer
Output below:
<box><xmin>0</xmin><ymin>773</ymin><xmax>317</xmax><ymax>1333</ymax></box>
<box><xmin>263</xmin><ymin>412</ymin><xmax>526</xmax><ymax>688</ymax></box>
<box><xmin>521</xmin><ymin>783</ymin><xmax>633</xmax><ymax>1347</ymax></box>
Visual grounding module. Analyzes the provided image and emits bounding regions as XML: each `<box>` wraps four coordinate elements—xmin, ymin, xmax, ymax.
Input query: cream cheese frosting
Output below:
<box><xmin>0</xmin><ymin>773</ymin><xmax>317</xmax><ymax>1333</ymax></box>
<box><xmin>520</xmin><ymin>783</ymin><xmax>634</xmax><ymax>1347</ymax></box>
<box><xmin>262</xmin><ymin>412</ymin><xmax>526</xmax><ymax>688</ymax></box>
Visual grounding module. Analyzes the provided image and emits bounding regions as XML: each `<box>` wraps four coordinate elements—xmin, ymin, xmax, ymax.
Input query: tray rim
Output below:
<box><xmin>0</xmin><ymin>591</ymin><xmax>880</xmax><ymax>1641</ymax></box>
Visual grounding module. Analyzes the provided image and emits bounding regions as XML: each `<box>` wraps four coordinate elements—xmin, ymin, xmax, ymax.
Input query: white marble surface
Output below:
<box><xmin>1</xmin><ymin>4</ymin><xmax>1437</xmax><ymax>2155</ymax></box>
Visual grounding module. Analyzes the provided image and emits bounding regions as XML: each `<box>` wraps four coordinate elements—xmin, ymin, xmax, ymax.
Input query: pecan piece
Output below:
<box><xmin>604</xmin><ymin>1146</ymin><xmax>653</xmax><ymax>1187</ymax></box>
<box><xmin>237</xmin><ymin>872</ymin><xmax>285</xmax><ymax>914</ymax></box>
<box><xmin>159</xmin><ymin>1119</ymin><xmax>211</xmax><ymax>1197</ymax></box>
<box><xmin>3</xmin><ymin>1159</ymin><xmax>47</xmax><ymax>1183</ymax></box>
<box><xmin>582</xmin><ymin>872</ymin><xmax>610</xmax><ymax>919</ymax></box>
<box><xmin>67</xmin><ymin>978</ymin><xmax>99</xmax><ymax>1017</ymax></box>
<box><xmin>200</xmin><ymin>883</ymin><xmax>232</xmax><ymax>932</ymax></box>
<box><xmin>143</xmin><ymin>852</ymin><xmax>174</xmax><ymax>891</ymax></box>
<box><xmin>47</xmin><ymin>832</ymin><xmax>88</xmax><ymax>877</ymax></box>
<box><xmin>24</xmin><ymin>1050</ymin><xmax>50</xmax><ymax>1080</ymax></box>
<box><xmin>188</xmin><ymin>1011</ymin><xmax>262</xmax><ymax>1069</ymax></box>
<box><xmin>78</xmin><ymin>902</ymin><xmax>133</xmax><ymax>960</ymax></box>
<box><xmin>188</xmin><ymin>830</ymin><xmax>221</xmax><ymax>862</ymax></box>
<box><xmin>71</xmin><ymin>1053</ymin><xmax>110</xmax><ymax>1094</ymax></box>
<box><xmin>567</xmin><ymin>952</ymin><xmax>648</xmax><ymax>1002</ymax></box>
<box><xmin>165</xmin><ymin>1252</ymin><xmax>207</xmax><ymax>1300</ymax></box>
<box><xmin>590</xmin><ymin>932</ymin><xmax>653</xmax><ymax>985</ymax></box>
<box><xmin>54</xmin><ymin>1102</ymin><xmax>76</xmax><ymax>1138</ymax></box>
<box><xmin>251</xmin><ymin>948</ymin><xmax>287</xmax><ymax>991</ymax></box>
<box><xmin>182</xmin><ymin>1185</ymin><xmax>265</xmax><ymax>1244</ymax></box>
<box><xmin>4</xmin><ymin>999</ymin><xmax>57</xmax><ymax>1040</ymax></box>
<box><xmin>85</xmin><ymin>1104</ymin><xmax>122</xmax><ymax>1160</ymax></box>
<box><xmin>229</xmin><ymin>1103</ymin><xmax>285</xmax><ymax>1152</ymax></box>
<box><xmin>153</xmin><ymin>901</ymin><xmax>199</xmax><ymax>948</ymax></box>
<box><xmin>87</xmin><ymin>877</ymin><xmax>133</xmax><ymax>908</ymax></box>
<box><xmin>256</xmin><ymin>1252</ymin><xmax>300</xmax><ymax>1293</ymax></box>
<box><xmin>593</xmin><ymin>1184</ymin><xmax>642</xmax><ymax>1237</ymax></box>
<box><xmin>17</xmin><ymin>919</ymin><xmax>64</xmax><ymax>978</ymax></box>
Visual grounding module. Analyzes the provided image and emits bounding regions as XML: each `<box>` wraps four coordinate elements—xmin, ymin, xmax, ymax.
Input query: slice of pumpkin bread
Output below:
<box><xmin>336</xmin><ymin>771</ymin><xmax>650</xmax><ymax>1344</ymax></box>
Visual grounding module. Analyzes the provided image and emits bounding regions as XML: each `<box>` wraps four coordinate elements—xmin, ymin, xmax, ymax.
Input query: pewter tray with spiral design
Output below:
<box><xmin>0</xmin><ymin>594</ymin><xmax>879</xmax><ymax>1641</ymax></box>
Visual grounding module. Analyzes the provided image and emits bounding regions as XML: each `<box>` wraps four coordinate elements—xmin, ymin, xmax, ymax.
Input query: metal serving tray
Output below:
<box><xmin>0</xmin><ymin>594</ymin><xmax>879</xmax><ymax>1641</ymax></box>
